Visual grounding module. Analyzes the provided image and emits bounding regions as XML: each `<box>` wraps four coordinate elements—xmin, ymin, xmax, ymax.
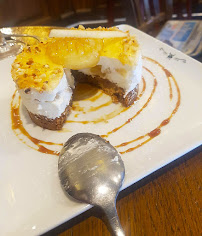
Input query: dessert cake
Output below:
<box><xmin>11</xmin><ymin>26</ymin><xmax>142</xmax><ymax>130</ymax></box>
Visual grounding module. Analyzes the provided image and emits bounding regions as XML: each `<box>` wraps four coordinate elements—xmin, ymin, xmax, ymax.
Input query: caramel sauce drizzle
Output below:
<box><xmin>71</xmin><ymin>100</ymin><xmax>112</xmax><ymax>113</ymax></box>
<box><xmin>101</xmin><ymin>68</ymin><xmax>157</xmax><ymax>138</ymax></box>
<box><xmin>119</xmin><ymin>137</ymin><xmax>153</xmax><ymax>154</ymax></box>
<box><xmin>69</xmin><ymin>77</ymin><xmax>145</xmax><ymax>123</ymax></box>
<box><xmin>11</xmin><ymin>91</ymin><xmax>61</xmax><ymax>156</ymax></box>
<box><xmin>89</xmin><ymin>91</ymin><xmax>103</xmax><ymax>102</ymax></box>
<box><xmin>143</xmin><ymin>56</ymin><xmax>173</xmax><ymax>100</ymax></box>
<box><xmin>67</xmin><ymin>77</ymin><xmax>145</xmax><ymax>124</ymax></box>
<box><xmin>137</xmin><ymin>76</ymin><xmax>146</xmax><ymax>100</ymax></box>
<box><xmin>73</xmin><ymin>83</ymin><xmax>100</xmax><ymax>102</ymax></box>
<box><xmin>88</xmin><ymin>100</ymin><xmax>112</xmax><ymax>112</ymax></box>
<box><xmin>66</xmin><ymin>106</ymin><xmax>129</xmax><ymax>124</ymax></box>
<box><xmin>116</xmin><ymin>58</ymin><xmax>181</xmax><ymax>154</ymax></box>
<box><xmin>71</xmin><ymin>103</ymin><xmax>84</xmax><ymax>112</ymax></box>
<box><xmin>11</xmin><ymin>57</ymin><xmax>181</xmax><ymax>156</ymax></box>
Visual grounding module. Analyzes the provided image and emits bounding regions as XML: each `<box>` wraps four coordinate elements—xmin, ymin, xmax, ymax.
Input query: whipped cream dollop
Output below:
<box><xmin>18</xmin><ymin>71</ymin><xmax>74</xmax><ymax>119</ymax></box>
<box><xmin>79</xmin><ymin>54</ymin><xmax>142</xmax><ymax>96</ymax></box>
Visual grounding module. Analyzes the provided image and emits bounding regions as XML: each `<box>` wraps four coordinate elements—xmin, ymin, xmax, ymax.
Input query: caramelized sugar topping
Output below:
<box><xmin>12</xmin><ymin>26</ymin><xmax>140</xmax><ymax>92</ymax></box>
<box><xmin>46</xmin><ymin>38</ymin><xmax>103</xmax><ymax>70</ymax></box>
<box><xmin>102</xmin><ymin>36</ymin><xmax>139</xmax><ymax>65</ymax></box>
<box><xmin>12</xmin><ymin>43</ymin><xmax>63</xmax><ymax>92</ymax></box>
<box><xmin>47</xmin><ymin>26</ymin><xmax>140</xmax><ymax>67</ymax></box>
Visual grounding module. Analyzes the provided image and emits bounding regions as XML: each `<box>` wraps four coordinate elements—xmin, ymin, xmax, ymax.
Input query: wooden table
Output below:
<box><xmin>43</xmin><ymin>146</ymin><xmax>201</xmax><ymax>236</ymax></box>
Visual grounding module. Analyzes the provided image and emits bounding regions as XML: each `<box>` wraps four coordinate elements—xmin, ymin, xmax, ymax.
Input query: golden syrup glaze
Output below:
<box><xmin>11</xmin><ymin>57</ymin><xmax>181</xmax><ymax>156</ymax></box>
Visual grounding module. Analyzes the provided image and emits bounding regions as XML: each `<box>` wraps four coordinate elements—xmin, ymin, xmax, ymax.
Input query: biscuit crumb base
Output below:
<box><xmin>72</xmin><ymin>71</ymin><xmax>138</xmax><ymax>107</ymax></box>
<box><xmin>27</xmin><ymin>73</ymin><xmax>138</xmax><ymax>130</ymax></box>
<box><xmin>28</xmin><ymin>105</ymin><xmax>71</xmax><ymax>130</ymax></box>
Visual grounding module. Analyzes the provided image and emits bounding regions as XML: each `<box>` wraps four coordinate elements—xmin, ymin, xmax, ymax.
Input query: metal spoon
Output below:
<box><xmin>58</xmin><ymin>133</ymin><xmax>125</xmax><ymax>236</ymax></box>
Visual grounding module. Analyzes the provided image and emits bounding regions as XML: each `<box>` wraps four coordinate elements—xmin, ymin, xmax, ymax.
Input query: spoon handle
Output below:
<box><xmin>101</xmin><ymin>202</ymin><xmax>125</xmax><ymax>236</ymax></box>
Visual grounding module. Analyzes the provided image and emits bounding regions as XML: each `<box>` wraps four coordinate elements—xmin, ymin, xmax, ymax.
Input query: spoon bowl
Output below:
<box><xmin>58</xmin><ymin>133</ymin><xmax>125</xmax><ymax>236</ymax></box>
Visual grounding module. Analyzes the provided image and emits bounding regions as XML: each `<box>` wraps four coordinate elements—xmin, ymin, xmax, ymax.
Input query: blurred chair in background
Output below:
<box><xmin>0</xmin><ymin>0</ymin><xmax>201</xmax><ymax>30</ymax></box>
<box><xmin>107</xmin><ymin>0</ymin><xmax>201</xmax><ymax>35</ymax></box>
<box><xmin>121</xmin><ymin>0</ymin><xmax>173</xmax><ymax>35</ymax></box>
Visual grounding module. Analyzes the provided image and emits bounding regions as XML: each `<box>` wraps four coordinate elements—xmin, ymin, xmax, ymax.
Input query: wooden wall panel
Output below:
<box><xmin>0</xmin><ymin>0</ymin><xmax>43</xmax><ymax>26</ymax></box>
<box><xmin>0</xmin><ymin>0</ymin><xmax>107</xmax><ymax>27</ymax></box>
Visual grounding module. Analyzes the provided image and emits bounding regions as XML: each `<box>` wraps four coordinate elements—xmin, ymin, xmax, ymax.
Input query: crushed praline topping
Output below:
<box><xmin>11</xmin><ymin>42</ymin><xmax>64</xmax><ymax>92</ymax></box>
<box><xmin>11</xmin><ymin>25</ymin><xmax>139</xmax><ymax>91</ymax></box>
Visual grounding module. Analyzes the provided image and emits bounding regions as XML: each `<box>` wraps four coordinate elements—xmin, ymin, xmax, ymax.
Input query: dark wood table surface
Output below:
<box><xmin>44</xmin><ymin>145</ymin><xmax>201</xmax><ymax>236</ymax></box>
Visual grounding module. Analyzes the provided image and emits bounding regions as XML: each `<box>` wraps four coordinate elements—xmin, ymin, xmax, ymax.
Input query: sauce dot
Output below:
<box><xmin>148</xmin><ymin>128</ymin><xmax>161</xmax><ymax>138</ymax></box>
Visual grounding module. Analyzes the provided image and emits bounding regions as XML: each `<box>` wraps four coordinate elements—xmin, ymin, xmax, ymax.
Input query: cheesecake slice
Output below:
<box><xmin>49</xmin><ymin>25</ymin><xmax>142</xmax><ymax>106</ymax></box>
<box><xmin>11</xmin><ymin>26</ymin><xmax>142</xmax><ymax>130</ymax></box>
<box><xmin>11</xmin><ymin>44</ymin><xmax>74</xmax><ymax>130</ymax></box>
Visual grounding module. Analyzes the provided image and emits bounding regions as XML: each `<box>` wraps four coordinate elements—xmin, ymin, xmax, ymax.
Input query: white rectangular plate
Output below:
<box><xmin>0</xmin><ymin>25</ymin><xmax>201</xmax><ymax>236</ymax></box>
